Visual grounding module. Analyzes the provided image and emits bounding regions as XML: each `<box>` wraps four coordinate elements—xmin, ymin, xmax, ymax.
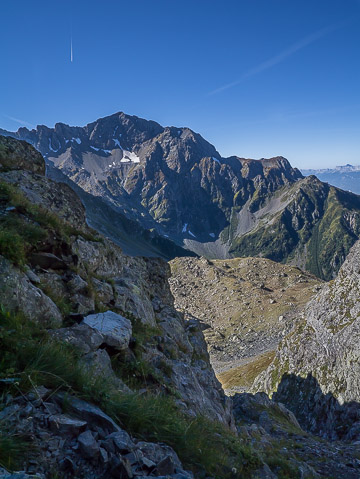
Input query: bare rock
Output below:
<box><xmin>48</xmin><ymin>414</ymin><xmax>87</xmax><ymax>437</ymax></box>
<box><xmin>49</xmin><ymin>323</ymin><xmax>103</xmax><ymax>354</ymax></box>
<box><xmin>30</xmin><ymin>253</ymin><xmax>67</xmax><ymax>270</ymax></box>
<box><xmin>82</xmin><ymin>311</ymin><xmax>132</xmax><ymax>351</ymax></box>
<box><xmin>0</xmin><ymin>256</ymin><xmax>62</xmax><ymax>327</ymax></box>
<box><xmin>55</xmin><ymin>394</ymin><xmax>121</xmax><ymax>434</ymax></box>
<box><xmin>77</xmin><ymin>430</ymin><xmax>100</xmax><ymax>459</ymax></box>
<box><xmin>0</xmin><ymin>135</ymin><xmax>45</xmax><ymax>174</ymax></box>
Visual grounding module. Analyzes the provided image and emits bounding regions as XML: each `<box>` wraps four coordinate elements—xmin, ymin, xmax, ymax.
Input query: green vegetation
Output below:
<box><xmin>266</xmin><ymin>452</ymin><xmax>301</xmax><ymax>479</ymax></box>
<box><xmin>218</xmin><ymin>351</ymin><xmax>276</xmax><ymax>390</ymax></box>
<box><xmin>0</xmin><ymin>306</ymin><xmax>260</xmax><ymax>478</ymax></box>
<box><xmin>0</xmin><ymin>429</ymin><xmax>30</xmax><ymax>472</ymax></box>
<box><xmin>228</xmin><ymin>180</ymin><xmax>360</xmax><ymax>280</ymax></box>
<box><xmin>0</xmin><ymin>180</ymin><xmax>102</xmax><ymax>268</ymax></box>
<box><xmin>306</xmin><ymin>187</ymin><xmax>360</xmax><ymax>279</ymax></box>
<box><xmin>230</xmin><ymin>216</ymin><xmax>298</xmax><ymax>264</ymax></box>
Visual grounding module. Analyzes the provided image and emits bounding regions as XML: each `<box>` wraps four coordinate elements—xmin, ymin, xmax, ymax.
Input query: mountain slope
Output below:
<box><xmin>46</xmin><ymin>163</ymin><xmax>194</xmax><ymax>260</ymax></box>
<box><xmin>4</xmin><ymin>112</ymin><xmax>360</xmax><ymax>279</ymax></box>
<box><xmin>253</xmin><ymin>239</ymin><xmax>360</xmax><ymax>440</ymax></box>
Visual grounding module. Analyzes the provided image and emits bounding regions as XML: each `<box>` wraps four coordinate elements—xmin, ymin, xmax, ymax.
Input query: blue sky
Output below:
<box><xmin>1</xmin><ymin>0</ymin><xmax>360</xmax><ymax>168</ymax></box>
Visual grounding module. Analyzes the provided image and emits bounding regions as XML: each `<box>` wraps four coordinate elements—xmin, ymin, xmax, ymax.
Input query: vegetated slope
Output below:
<box><xmin>3</xmin><ymin>112</ymin><xmax>360</xmax><ymax>279</ymax></box>
<box><xmin>169</xmin><ymin>256</ymin><xmax>321</xmax><ymax>393</ymax></box>
<box><xmin>253</xmin><ymin>239</ymin><xmax>360</xmax><ymax>441</ymax></box>
<box><xmin>302</xmin><ymin>164</ymin><xmax>360</xmax><ymax>194</ymax></box>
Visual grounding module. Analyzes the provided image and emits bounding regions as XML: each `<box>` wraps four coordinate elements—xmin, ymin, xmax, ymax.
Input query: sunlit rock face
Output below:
<box><xmin>253</xmin><ymin>240</ymin><xmax>360</xmax><ymax>439</ymax></box>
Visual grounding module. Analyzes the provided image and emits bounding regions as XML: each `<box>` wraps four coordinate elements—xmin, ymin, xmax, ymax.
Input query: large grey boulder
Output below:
<box><xmin>82</xmin><ymin>311</ymin><xmax>132</xmax><ymax>351</ymax></box>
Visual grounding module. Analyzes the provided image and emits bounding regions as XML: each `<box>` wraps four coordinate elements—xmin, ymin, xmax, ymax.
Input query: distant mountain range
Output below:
<box><xmin>2</xmin><ymin>111</ymin><xmax>360</xmax><ymax>280</ymax></box>
<box><xmin>302</xmin><ymin>165</ymin><xmax>360</xmax><ymax>194</ymax></box>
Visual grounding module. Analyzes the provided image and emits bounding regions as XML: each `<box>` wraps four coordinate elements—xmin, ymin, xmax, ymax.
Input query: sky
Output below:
<box><xmin>1</xmin><ymin>0</ymin><xmax>360</xmax><ymax>169</ymax></box>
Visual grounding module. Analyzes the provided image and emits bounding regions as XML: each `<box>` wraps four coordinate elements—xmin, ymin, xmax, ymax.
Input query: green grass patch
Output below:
<box><xmin>217</xmin><ymin>351</ymin><xmax>276</xmax><ymax>390</ymax></box>
<box><xmin>0</xmin><ymin>180</ymin><xmax>102</xmax><ymax>267</ymax></box>
<box><xmin>0</xmin><ymin>429</ymin><xmax>30</xmax><ymax>472</ymax></box>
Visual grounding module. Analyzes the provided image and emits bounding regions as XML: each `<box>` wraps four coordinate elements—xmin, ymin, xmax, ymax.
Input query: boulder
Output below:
<box><xmin>48</xmin><ymin>414</ymin><xmax>87</xmax><ymax>437</ymax></box>
<box><xmin>102</xmin><ymin>431</ymin><xmax>135</xmax><ymax>454</ymax></box>
<box><xmin>77</xmin><ymin>430</ymin><xmax>100</xmax><ymax>459</ymax></box>
<box><xmin>49</xmin><ymin>323</ymin><xmax>103</xmax><ymax>354</ymax></box>
<box><xmin>82</xmin><ymin>311</ymin><xmax>132</xmax><ymax>351</ymax></box>
<box><xmin>54</xmin><ymin>394</ymin><xmax>121</xmax><ymax>434</ymax></box>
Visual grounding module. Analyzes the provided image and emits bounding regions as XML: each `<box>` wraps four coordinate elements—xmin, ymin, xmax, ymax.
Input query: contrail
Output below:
<box><xmin>208</xmin><ymin>23</ymin><xmax>345</xmax><ymax>96</ymax></box>
<box><xmin>4</xmin><ymin>115</ymin><xmax>35</xmax><ymax>129</ymax></box>
<box><xmin>70</xmin><ymin>34</ymin><xmax>73</xmax><ymax>62</ymax></box>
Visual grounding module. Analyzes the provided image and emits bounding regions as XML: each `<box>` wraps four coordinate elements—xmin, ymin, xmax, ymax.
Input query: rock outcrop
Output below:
<box><xmin>253</xmin><ymin>240</ymin><xmax>360</xmax><ymax>440</ymax></box>
<box><xmin>232</xmin><ymin>392</ymin><xmax>360</xmax><ymax>479</ymax></box>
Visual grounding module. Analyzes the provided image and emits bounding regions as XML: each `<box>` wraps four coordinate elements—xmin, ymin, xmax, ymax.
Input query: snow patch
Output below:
<box><xmin>182</xmin><ymin>223</ymin><xmax>188</xmax><ymax>233</ymax></box>
<box><xmin>212</xmin><ymin>157</ymin><xmax>221</xmax><ymax>165</ymax></box>
<box><xmin>72</xmin><ymin>137</ymin><xmax>81</xmax><ymax>144</ymax></box>
<box><xmin>90</xmin><ymin>146</ymin><xmax>112</xmax><ymax>154</ymax></box>
<box><xmin>49</xmin><ymin>138</ymin><xmax>60</xmax><ymax>152</ymax></box>
<box><xmin>188</xmin><ymin>230</ymin><xmax>196</xmax><ymax>238</ymax></box>
<box><xmin>113</xmin><ymin>139</ymin><xmax>121</xmax><ymax>148</ymax></box>
<box><xmin>209</xmin><ymin>233</ymin><xmax>215</xmax><ymax>238</ymax></box>
<box><xmin>121</xmin><ymin>150</ymin><xmax>140</xmax><ymax>163</ymax></box>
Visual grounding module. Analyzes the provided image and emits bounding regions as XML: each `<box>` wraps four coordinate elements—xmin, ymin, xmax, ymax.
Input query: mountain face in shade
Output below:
<box><xmin>3</xmin><ymin>111</ymin><xmax>360</xmax><ymax>280</ymax></box>
<box><xmin>302</xmin><ymin>164</ymin><xmax>360</xmax><ymax>195</ymax></box>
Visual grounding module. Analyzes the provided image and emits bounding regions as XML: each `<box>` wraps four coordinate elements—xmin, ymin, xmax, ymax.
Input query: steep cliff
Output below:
<box><xmin>253</xmin><ymin>239</ymin><xmax>360</xmax><ymax>440</ymax></box>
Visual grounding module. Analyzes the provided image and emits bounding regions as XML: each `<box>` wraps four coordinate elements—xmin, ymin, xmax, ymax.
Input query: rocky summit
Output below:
<box><xmin>3</xmin><ymin>111</ymin><xmax>360</xmax><ymax>279</ymax></box>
